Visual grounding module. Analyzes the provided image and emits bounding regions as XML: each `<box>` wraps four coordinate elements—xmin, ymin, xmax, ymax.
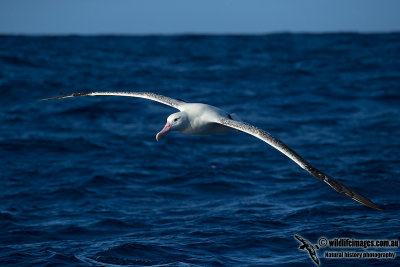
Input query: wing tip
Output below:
<box><xmin>337</xmin><ymin>184</ymin><xmax>385</xmax><ymax>212</ymax></box>
<box><xmin>364</xmin><ymin>203</ymin><xmax>385</xmax><ymax>212</ymax></box>
<box><xmin>35</xmin><ymin>92</ymin><xmax>90</xmax><ymax>101</ymax></box>
<box><xmin>336</xmin><ymin>183</ymin><xmax>385</xmax><ymax>212</ymax></box>
<box><xmin>355</xmin><ymin>196</ymin><xmax>385</xmax><ymax>212</ymax></box>
<box><xmin>307</xmin><ymin>166</ymin><xmax>385</xmax><ymax>212</ymax></box>
<box><xmin>375</xmin><ymin>206</ymin><xmax>385</xmax><ymax>212</ymax></box>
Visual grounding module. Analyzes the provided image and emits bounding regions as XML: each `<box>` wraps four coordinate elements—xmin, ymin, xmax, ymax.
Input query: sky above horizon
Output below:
<box><xmin>1</xmin><ymin>0</ymin><xmax>399</xmax><ymax>35</ymax></box>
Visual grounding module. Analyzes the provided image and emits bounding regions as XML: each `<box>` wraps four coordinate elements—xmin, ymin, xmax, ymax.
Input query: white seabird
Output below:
<box><xmin>39</xmin><ymin>91</ymin><xmax>383</xmax><ymax>211</ymax></box>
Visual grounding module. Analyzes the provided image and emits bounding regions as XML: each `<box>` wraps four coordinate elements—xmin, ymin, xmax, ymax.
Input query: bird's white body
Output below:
<box><xmin>179</xmin><ymin>103</ymin><xmax>232</xmax><ymax>135</ymax></box>
<box><xmin>39</xmin><ymin>91</ymin><xmax>383</xmax><ymax>211</ymax></box>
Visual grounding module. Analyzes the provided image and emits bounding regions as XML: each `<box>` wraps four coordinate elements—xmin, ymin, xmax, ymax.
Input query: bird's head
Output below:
<box><xmin>156</xmin><ymin>112</ymin><xmax>189</xmax><ymax>141</ymax></box>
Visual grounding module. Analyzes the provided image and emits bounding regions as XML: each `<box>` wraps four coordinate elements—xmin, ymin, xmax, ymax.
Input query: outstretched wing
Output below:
<box><xmin>38</xmin><ymin>92</ymin><xmax>186</xmax><ymax>110</ymax></box>
<box><xmin>294</xmin><ymin>234</ymin><xmax>309</xmax><ymax>245</ymax></box>
<box><xmin>306</xmin><ymin>247</ymin><xmax>320</xmax><ymax>265</ymax></box>
<box><xmin>216</xmin><ymin>117</ymin><xmax>383</xmax><ymax>211</ymax></box>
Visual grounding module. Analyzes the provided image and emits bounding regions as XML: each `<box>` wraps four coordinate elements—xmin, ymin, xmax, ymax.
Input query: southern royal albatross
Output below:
<box><xmin>39</xmin><ymin>92</ymin><xmax>383</xmax><ymax>211</ymax></box>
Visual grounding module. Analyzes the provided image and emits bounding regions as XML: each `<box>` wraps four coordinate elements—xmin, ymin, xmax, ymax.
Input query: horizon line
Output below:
<box><xmin>1</xmin><ymin>30</ymin><xmax>400</xmax><ymax>37</ymax></box>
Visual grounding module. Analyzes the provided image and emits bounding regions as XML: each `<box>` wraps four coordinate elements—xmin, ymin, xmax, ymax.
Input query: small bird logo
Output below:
<box><xmin>294</xmin><ymin>234</ymin><xmax>320</xmax><ymax>265</ymax></box>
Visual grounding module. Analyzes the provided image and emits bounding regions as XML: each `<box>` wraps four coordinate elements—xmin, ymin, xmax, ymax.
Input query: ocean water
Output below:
<box><xmin>0</xmin><ymin>34</ymin><xmax>399</xmax><ymax>266</ymax></box>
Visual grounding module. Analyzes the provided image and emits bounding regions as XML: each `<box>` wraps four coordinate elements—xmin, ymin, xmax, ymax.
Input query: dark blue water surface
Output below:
<box><xmin>1</xmin><ymin>34</ymin><xmax>400</xmax><ymax>266</ymax></box>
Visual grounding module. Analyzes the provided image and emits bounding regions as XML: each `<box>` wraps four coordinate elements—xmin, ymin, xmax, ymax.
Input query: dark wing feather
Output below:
<box><xmin>294</xmin><ymin>234</ymin><xmax>309</xmax><ymax>245</ymax></box>
<box><xmin>306</xmin><ymin>247</ymin><xmax>320</xmax><ymax>265</ymax></box>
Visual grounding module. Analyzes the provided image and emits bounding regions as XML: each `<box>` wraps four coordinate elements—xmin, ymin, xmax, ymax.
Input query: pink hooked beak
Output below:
<box><xmin>156</xmin><ymin>121</ymin><xmax>171</xmax><ymax>141</ymax></box>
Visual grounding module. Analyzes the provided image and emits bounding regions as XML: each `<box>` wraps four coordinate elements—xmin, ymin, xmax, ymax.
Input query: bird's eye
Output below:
<box><xmin>174</xmin><ymin>118</ymin><xmax>178</xmax><ymax>122</ymax></box>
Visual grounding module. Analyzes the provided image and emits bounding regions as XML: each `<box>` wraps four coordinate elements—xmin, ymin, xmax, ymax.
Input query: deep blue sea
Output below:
<box><xmin>1</xmin><ymin>34</ymin><xmax>399</xmax><ymax>266</ymax></box>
